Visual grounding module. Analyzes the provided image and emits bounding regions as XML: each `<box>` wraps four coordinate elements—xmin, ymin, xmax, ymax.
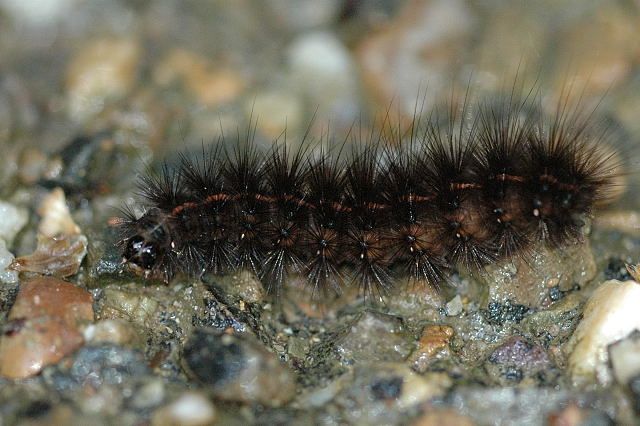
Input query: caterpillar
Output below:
<box><xmin>115</xmin><ymin>90</ymin><xmax>620</xmax><ymax>298</ymax></box>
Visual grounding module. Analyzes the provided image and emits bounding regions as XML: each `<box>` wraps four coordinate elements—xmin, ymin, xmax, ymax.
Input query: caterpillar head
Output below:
<box><xmin>121</xmin><ymin>209</ymin><xmax>172</xmax><ymax>273</ymax></box>
<box><xmin>123</xmin><ymin>234</ymin><xmax>161</xmax><ymax>270</ymax></box>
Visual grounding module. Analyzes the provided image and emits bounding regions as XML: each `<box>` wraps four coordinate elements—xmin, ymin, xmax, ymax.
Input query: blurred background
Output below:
<box><xmin>1</xmin><ymin>0</ymin><xmax>638</xmax><ymax>161</ymax></box>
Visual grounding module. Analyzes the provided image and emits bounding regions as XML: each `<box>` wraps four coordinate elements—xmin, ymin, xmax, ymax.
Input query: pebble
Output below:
<box><xmin>17</xmin><ymin>147</ymin><xmax>49</xmax><ymax>185</ymax></box>
<box><xmin>0</xmin><ymin>200</ymin><xmax>28</xmax><ymax>245</ymax></box>
<box><xmin>409</xmin><ymin>325</ymin><xmax>453</xmax><ymax>373</ymax></box>
<box><xmin>98</xmin><ymin>283</ymin><xmax>206</xmax><ymax>352</ymax></box>
<box><xmin>0</xmin><ymin>276</ymin><xmax>93</xmax><ymax>379</ymax></box>
<box><xmin>521</xmin><ymin>293</ymin><xmax>582</xmax><ymax>346</ymax></box>
<box><xmin>153</xmin><ymin>49</ymin><xmax>245</xmax><ymax>108</ymax></box>
<box><xmin>70</xmin><ymin>344</ymin><xmax>149</xmax><ymax>388</ymax></box>
<box><xmin>334</xmin><ymin>364</ymin><xmax>451</xmax><ymax>425</ymax></box>
<box><xmin>99</xmin><ymin>286</ymin><xmax>160</xmax><ymax>327</ymax></box>
<box><xmin>10</xmin><ymin>233</ymin><xmax>88</xmax><ymax>278</ymax></box>
<box><xmin>10</xmin><ymin>188</ymin><xmax>87</xmax><ymax>277</ymax></box>
<box><xmin>66</xmin><ymin>38</ymin><xmax>141</xmax><ymax>121</ymax></box>
<box><xmin>130</xmin><ymin>378</ymin><xmax>166</xmax><ymax>410</ymax></box>
<box><xmin>152</xmin><ymin>392</ymin><xmax>216</xmax><ymax>426</ymax></box>
<box><xmin>286</xmin><ymin>31</ymin><xmax>360</xmax><ymax>125</ymax></box>
<box><xmin>0</xmin><ymin>239</ymin><xmax>18</xmax><ymax>283</ymax></box>
<box><xmin>566</xmin><ymin>280</ymin><xmax>640</xmax><ymax>385</ymax></box>
<box><xmin>336</xmin><ymin>311</ymin><xmax>413</xmax><ymax>363</ymax></box>
<box><xmin>82</xmin><ymin>318</ymin><xmax>142</xmax><ymax>348</ymax></box>
<box><xmin>546</xmin><ymin>401</ymin><xmax>614</xmax><ymax>426</ymax></box>
<box><xmin>479</xmin><ymin>240</ymin><xmax>596</xmax><ymax>308</ymax></box>
<box><xmin>486</xmin><ymin>336</ymin><xmax>552</xmax><ymax>385</ymax></box>
<box><xmin>183</xmin><ymin>328</ymin><xmax>296</xmax><ymax>406</ymax></box>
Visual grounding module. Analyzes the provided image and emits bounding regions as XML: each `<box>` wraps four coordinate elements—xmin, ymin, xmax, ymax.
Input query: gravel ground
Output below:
<box><xmin>1</xmin><ymin>1</ymin><xmax>640</xmax><ymax>425</ymax></box>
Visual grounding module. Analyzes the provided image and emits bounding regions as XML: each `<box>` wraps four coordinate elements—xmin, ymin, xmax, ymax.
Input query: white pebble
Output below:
<box><xmin>286</xmin><ymin>31</ymin><xmax>359</xmax><ymax>122</ymax></box>
<box><xmin>567</xmin><ymin>280</ymin><xmax>640</xmax><ymax>384</ymax></box>
<box><xmin>0</xmin><ymin>200</ymin><xmax>27</xmax><ymax>245</ymax></box>
<box><xmin>153</xmin><ymin>392</ymin><xmax>216</xmax><ymax>426</ymax></box>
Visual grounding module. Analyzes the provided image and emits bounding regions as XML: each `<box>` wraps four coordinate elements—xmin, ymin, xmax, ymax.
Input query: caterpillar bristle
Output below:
<box><xmin>116</xmin><ymin>90</ymin><xmax>622</xmax><ymax>300</ymax></box>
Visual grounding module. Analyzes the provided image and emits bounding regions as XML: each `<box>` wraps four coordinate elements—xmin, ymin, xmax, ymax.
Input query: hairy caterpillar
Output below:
<box><xmin>115</xmin><ymin>90</ymin><xmax>620</xmax><ymax>298</ymax></box>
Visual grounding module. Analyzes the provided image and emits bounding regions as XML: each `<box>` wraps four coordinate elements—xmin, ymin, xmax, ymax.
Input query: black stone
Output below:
<box><xmin>370</xmin><ymin>376</ymin><xmax>403</xmax><ymax>400</ymax></box>
<box><xmin>183</xmin><ymin>327</ymin><xmax>246</xmax><ymax>386</ymax></box>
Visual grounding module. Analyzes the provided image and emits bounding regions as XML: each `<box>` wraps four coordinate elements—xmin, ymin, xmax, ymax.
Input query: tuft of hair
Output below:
<box><xmin>116</xmin><ymin>85</ymin><xmax>624</xmax><ymax>302</ymax></box>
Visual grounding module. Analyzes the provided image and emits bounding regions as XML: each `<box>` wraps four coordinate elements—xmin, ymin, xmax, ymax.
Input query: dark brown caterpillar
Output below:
<box><xmin>115</xmin><ymin>92</ymin><xmax>620</xmax><ymax>298</ymax></box>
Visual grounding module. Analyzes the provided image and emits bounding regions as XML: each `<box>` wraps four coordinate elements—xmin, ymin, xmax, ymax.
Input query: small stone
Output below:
<box><xmin>99</xmin><ymin>286</ymin><xmax>160</xmax><ymax>327</ymax></box>
<box><xmin>130</xmin><ymin>378</ymin><xmax>166</xmax><ymax>410</ymax></box>
<box><xmin>445</xmin><ymin>295</ymin><xmax>463</xmax><ymax>316</ymax></box>
<box><xmin>43</xmin><ymin>344</ymin><xmax>150</xmax><ymax>393</ymax></box>
<box><xmin>154</xmin><ymin>49</ymin><xmax>245</xmax><ymax>107</ymax></box>
<box><xmin>10</xmin><ymin>234</ymin><xmax>88</xmax><ymax>278</ymax></box>
<box><xmin>38</xmin><ymin>187</ymin><xmax>81</xmax><ymax>237</ymax></box>
<box><xmin>0</xmin><ymin>317</ymin><xmax>85</xmax><ymax>379</ymax></box>
<box><xmin>483</xmin><ymin>300</ymin><xmax>529</xmax><ymax>326</ymax></box>
<box><xmin>286</xmin><ymin>31</ymin><xmax>359</xmax><ymax>124</ymax></box>
<box><xmin>409</xmin><ymin>325</ymin><xmax>454</xmax><ymax>373</ymax></box>
<box><xmin>66</xmin><ymin>38</ymin><xmax>141</xmax><ymax>121</ymax></box>
<box><xmin>8</xmin><ymin>276</ymin><xmax>93</xmax><ymax>323</ymax></box>
<box><xmin>479</xmin><ymin>240</ymin><xmax>596</xmax><ymax>308</ymax></box>
<box><xmin>566</xmin><ymin>280</ymin><xmax>640</xmax><ymax>385</ymax></box>
<box><xmin>73</xmin><ymin>345</ymin><xmax>148</xmax><ymax>386</ymax></box>
<box><xmin>82</xmin><ymin>319</ymin><xmax>141</xmax><ymax>347</ymax></box>
<box><xmin>10</xmin><ymin>188</ymin><xmax>87</xmax><ymax>277</ymax></box>
<box><xmin>0</xmin><ymin>239</ymin><xmax>18</xmax><ymax>283</ymax></box>
<box><xmin>0</xmin><ymin>276</ymin><xmax>93</xmax><ymax>379</ymax></box>
<box><xmin>17</xmin><ymin>147</ymin><xmax>49</xmax><ymax>185</ymax></box>
<box><xmin>334</xmin><ymin>364</ymin><xmax>451</xmax><ymax>425</ymax></box>
<box><xmin>0</xmin><ymin>200</ymin><xmax>28</xmax><ymax>245</ymax></box>
<box><xmin>336</xmin><ymin>311</ymin><xmax>413</xmax><ymax>363</ymax></box>
<box><xmin>521</xmin><ymin>293</ymin><xmax>582</xmax><ymax>346</ymax></box>
<box><xmin>152</xmin><ymin>392</ymin><xmax>216</xmax><ymax>426</ymax></box>
<box><xmin>547</xmin><ymin>402</ymin><xmax>612</xmax><ymax>426</ymax></box>
<box><xmin>183</xmin><ymin>328</ymin><xmax>296</xmax><ymax>406</ymax></box>
<box><xmin>486</xmin><ymin>336</ymin><xmax>552</xmax><ymax>385</ymax></box>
